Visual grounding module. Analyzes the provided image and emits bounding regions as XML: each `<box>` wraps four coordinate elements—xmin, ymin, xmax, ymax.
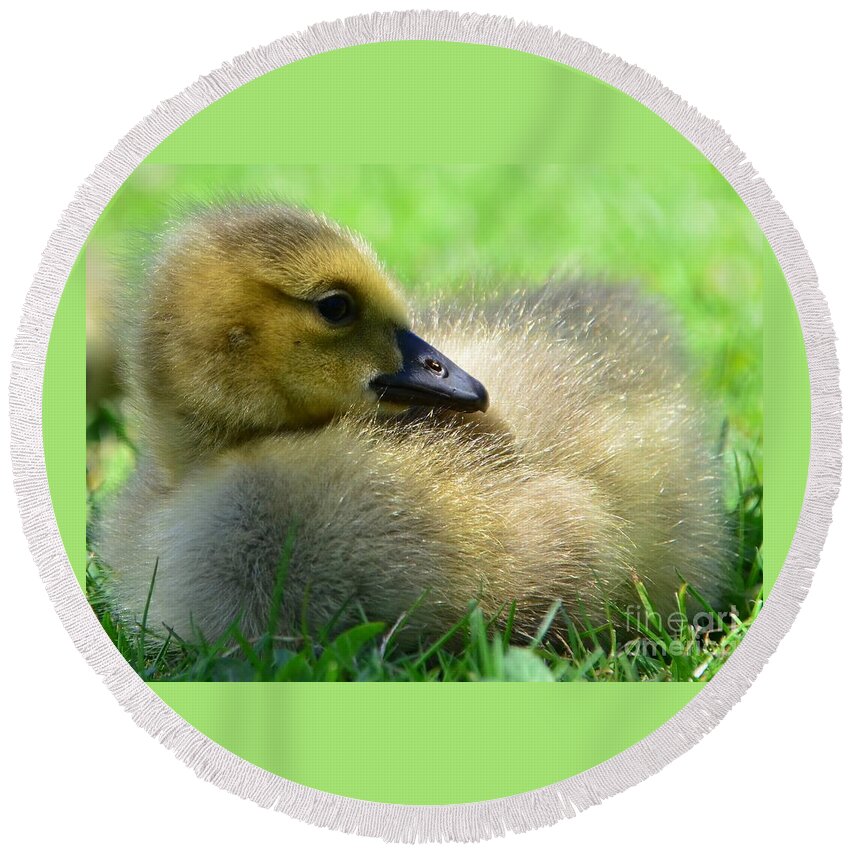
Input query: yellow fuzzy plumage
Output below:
<box><xmin>95</xmin><ymin>204</ymin><xmax>732</xmax><ymax>644</ymax></box>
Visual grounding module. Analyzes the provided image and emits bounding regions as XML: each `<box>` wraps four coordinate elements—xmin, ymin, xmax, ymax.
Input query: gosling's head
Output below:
<box><xmin>138</xmin><ymin>204</ymin><xmax>488</xmax><ymax>448</ymax></box>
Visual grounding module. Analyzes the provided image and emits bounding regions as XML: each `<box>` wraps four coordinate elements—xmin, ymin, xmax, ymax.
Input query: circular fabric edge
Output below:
<box><xmin>8</xmin><ymin>10</ymin><xmax>841</xmax><ymax>843</ymax></box>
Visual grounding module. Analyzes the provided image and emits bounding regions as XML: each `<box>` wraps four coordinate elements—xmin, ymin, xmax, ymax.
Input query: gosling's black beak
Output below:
<box><xmin>370</xmin><ymin>329</ymin><xmax>489</xmax><ymax>413</ymax></box>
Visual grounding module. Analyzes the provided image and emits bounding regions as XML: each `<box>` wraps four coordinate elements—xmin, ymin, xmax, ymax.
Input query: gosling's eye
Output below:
<box><xmin>316</xmin><ymin>291</ymin><xmax>356</xmax><ymax>326</ymax></box>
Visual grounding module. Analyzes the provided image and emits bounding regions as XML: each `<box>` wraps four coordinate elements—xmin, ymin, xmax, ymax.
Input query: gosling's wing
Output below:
<box><xmin>422</xmin><ymin>281</ymin><xmax>690</xmax><ymax>381</ymax></box>
<box><xmin>413</xmin><ymin>282</ymin><xmax>734</xmax><ymax>616</ymax></box>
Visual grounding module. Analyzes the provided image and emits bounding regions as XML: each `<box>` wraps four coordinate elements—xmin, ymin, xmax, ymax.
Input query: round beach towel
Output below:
<box><xmin>9</xmin><ymin>11</ymin><xmax>840</xmax><ymax>842</ymax></box>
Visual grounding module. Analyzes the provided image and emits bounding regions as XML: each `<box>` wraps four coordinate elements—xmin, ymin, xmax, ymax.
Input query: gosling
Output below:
<box><xmin>95</xmin><ymin>203</ymin><xmax>732</xmax><ymax>646</ymax></box>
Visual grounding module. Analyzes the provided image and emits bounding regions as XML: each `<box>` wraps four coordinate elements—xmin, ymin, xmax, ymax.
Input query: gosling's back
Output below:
<box><xmin>97</xmin><ymin>283</ymin><xmax>732</xmax><ymax>643</ymax></box>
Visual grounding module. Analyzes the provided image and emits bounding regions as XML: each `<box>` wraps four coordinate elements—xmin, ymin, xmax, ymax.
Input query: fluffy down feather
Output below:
<box><xmin>95</xmin><ymin>205</ymin><xmax>732</xmax><ymax>645</ymax></box>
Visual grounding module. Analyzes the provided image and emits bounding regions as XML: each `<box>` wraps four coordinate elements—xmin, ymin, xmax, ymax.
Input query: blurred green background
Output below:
<box><xmin>90</xmin><ymin>162</ymin><xmax>765</xmax><ymax>473</ymax></box>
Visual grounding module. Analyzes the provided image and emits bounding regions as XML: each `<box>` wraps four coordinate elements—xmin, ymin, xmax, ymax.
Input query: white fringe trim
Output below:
<box><xmin>8</xmin><ymin>10</ymin><xmax>841</xmax><ymax>843</ymax></box>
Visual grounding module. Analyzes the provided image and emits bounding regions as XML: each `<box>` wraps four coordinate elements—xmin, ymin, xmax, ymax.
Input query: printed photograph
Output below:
<box><xmin>86</xmin><ymin>163</ymin><xmax>763</xmax><ymax>682</ymax></box>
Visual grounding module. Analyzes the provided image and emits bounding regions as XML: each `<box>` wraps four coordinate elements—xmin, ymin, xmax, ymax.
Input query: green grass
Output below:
<box><xmin>86</xmin><ymin>164</ymin><xmax>765</xmax><ymax>683</ymax></box>
<box><xmin>86</xmin><ymin>519</ymin><xmax>762</xmax><ymax>683</ymax></box>
<box><xmin>87</xmin><ymin>407</ymin><xmax>762</xmax><ymax>683</ymax></box>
